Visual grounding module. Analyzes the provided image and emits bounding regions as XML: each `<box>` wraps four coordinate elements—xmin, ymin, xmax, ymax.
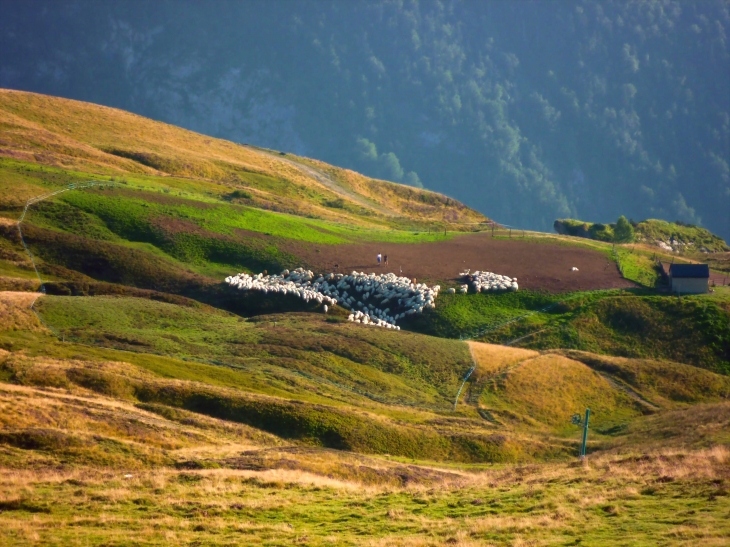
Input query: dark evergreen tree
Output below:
<box><xmin>614</xmin><ymin>216</ymin><xmax>635</xmax><ymax>244</ymax></box>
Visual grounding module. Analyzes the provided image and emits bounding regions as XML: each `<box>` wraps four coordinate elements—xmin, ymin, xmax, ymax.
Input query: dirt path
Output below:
<box><xmin>594</xmin><ymin>372</ymin><xmax>661</xmax><ymax>412</ymax></box>
<box><xmin>256</xmin><ymin>149</ymin><xmax>394</xmax><ymax>216</ymax></box>
<box><xmin>288</xmin><ymin>232</ymin><xmax>636</xmax><ymax>293</ymax></box>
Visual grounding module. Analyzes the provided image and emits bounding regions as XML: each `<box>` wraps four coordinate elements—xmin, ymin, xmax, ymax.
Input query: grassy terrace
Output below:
<box><xmin>0</xmin><ymin>159</ymin><xmax>465</xmax><ymax>306</ymax></box>
<box><xmin>33</xmin><ymin>296</ymin><xmax>473</xmax><ymax>412</ymax></box>
<box><xmin>0</xmin><ymin>159</ymin><xmax>458</xmax><ymax>242</ymax></box>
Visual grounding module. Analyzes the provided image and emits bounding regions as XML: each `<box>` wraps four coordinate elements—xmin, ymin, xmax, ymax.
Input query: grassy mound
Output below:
<box><xmin>555</xmin><ymin>217</ymin><xmax>729</xmax><ymax>253</ymax></box>
<box><xmin>561</xmin><ymin>351</ymin><xmax>730</xmax><ymax>406</ymax></box>
<box><xmin>33</xmin><ymin>295</ymin><xmax>474</xmax><ymax>408</ymax></box>
<box><xmin>2</xmin><ymin>286</ymin><xmax>730</xmax><ymax>545</ymax></box>
<box><xmin>18</xmin><ymin>294</ymin><xmax>728</xmax><ymax>458</ymax></box>
<box><xmin>479</xmin><ymin>353</ymin><xmax>647</xmax><ymax>429</ymax></box>
<box><xmin>636</xmin><ymin>219</ymin><xmax>730</xmax><ymax>253</ymax></box>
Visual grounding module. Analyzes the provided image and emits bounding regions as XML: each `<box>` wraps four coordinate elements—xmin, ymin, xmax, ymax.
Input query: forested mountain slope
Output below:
<box><xmin>1</xmin><ymin>0</ymin><xmax>728</xmax><ymax>240</ymax></box>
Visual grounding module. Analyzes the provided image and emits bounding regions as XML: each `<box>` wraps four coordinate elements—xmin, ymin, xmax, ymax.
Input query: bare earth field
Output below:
<box><xmin>291</xmin><ymin>233</ymin><xmax>636</xmax><ymax>292</ymax></box>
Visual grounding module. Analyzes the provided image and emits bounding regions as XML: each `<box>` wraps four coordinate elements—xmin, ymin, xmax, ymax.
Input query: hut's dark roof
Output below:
<box><xmin>669</xmin><ymin>263</ymin><xmax>710</xmax><ymax>278</ymax></box>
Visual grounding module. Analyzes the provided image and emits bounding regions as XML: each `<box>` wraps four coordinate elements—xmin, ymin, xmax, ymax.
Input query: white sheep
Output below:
<box><xmin>225</xmin><ymin>268</ymin><xmax>445</xmax><ymax>330</ymax></box>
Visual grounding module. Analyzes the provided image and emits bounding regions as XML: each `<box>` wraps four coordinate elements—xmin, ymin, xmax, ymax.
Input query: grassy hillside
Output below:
<box><xmin>2</xmin><ymin>371</ymin><xmax>728</xmax><ymax>546</ymax></box>
<box><xmin>1</xmin><ymin>292</ymin><xmax>723</xmax><ymax>456</ymax></box>
<box><xmin>2</xmin><ymin>291</ymin><xmax>730</xmax><ymax>544</ymax></box>
<box><xmin>555</xmin><ymin>217</ymin><xmax>730</xmax><ymax>253</ymax></box>
<box><xmin>0</xmin><ymin>89</ymin><xmax>487</xmax><ymax>228</ymax></box>
<box><xmin>407</xmin><ymin>288</ymin><xmax>730</xmax><ymax>375</ymax></box>
<box><xmin>1</xmin><ymin>89</ymin><xmax>729</xmax><ymax>544</ymax></box>
<box><xmin>635</xmin><ymin>219</ymin><xmax>730</xmax><ymax>253</ymax></box>
<box><xmin>0</xmin><ymin>91</ymin><xmax>726</xmax><ymax>378</ymax></box>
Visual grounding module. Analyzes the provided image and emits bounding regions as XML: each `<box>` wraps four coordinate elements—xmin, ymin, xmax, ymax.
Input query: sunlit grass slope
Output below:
<box><xmin>0</xmin><ymin>293</ymin><xmax>716</xmax><ymax>456</ymax></box>
<box><xmin>0</xmin><ymin>89</ymin><xmax>487</xmax><ymax>227</ymax></box>
<box><xmin>0</xmin><ymin>90</ymin><xmax>490</xmax><ymax>314</ymax></box>
<box><xmin>1</xmin><ymin>289</ymin><xmax>730</xmax><ymax>544</ymax></box>
<box><xmin>2</xmin><ymin>372</ymin><xmax>729</xmax><ymax>546</ymax></box>
<box><xmin>0</xmin><ymin>158</ymin><xmax>468</xmax><ymax>315</ymax></box>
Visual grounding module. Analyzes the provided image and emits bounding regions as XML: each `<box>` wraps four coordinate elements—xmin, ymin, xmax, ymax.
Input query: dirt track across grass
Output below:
<box><xmin>289</xmin><ymin>233</ymin><xmax>636</xmax><ymax>293</ymax></box>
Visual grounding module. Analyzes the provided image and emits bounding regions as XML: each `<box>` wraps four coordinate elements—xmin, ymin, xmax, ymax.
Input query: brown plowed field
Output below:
<box><xmin>289</xmin><ymin>233</ymin><xmax>636</xmax><ymax>293</ymax></box>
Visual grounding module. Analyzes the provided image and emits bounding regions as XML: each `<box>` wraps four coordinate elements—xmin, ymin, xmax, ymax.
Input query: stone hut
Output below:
<box><xmin>669</xmin><ymin>263</ymin><xmax>710</xmax><ymax>294</ymax></box>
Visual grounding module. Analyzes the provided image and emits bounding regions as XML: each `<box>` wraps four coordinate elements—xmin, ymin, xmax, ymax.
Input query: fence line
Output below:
<box><xmin>453</xmin><ymin>364</ymin><xmax>476</xmax><ymax>410</ymax></box>
<box><xmin>612</xmin><ymin>244</ymin><xmax>624</xmax><ymax>276</ymax></box>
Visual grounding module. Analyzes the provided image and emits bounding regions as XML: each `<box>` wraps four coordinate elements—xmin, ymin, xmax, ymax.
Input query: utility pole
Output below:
<box><xmin>580</xmin><ymin>408</ymin><xmax>590</xmax><ymax>459</ymax></box>
<box><xmin>571</xmin><ymin>408</ymin><xmax>591</xmax><ymax>460</ymax></box>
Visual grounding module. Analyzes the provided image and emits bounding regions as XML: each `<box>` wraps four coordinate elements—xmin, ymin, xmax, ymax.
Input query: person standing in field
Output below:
<box><xmin>384</xmin><ymin>255</ymin><xmax>389</xmax><ymax>266</ymax></box>
<box><xmin>377</xmin><ymin>253</ymin><xmax>382</xmax><ymax>266</ymax></box>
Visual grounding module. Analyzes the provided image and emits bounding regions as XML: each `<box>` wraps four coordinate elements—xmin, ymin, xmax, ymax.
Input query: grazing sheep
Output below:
<box><xmin>456</xmin><ymin>269</ymin><xmax>520</xmax><ymax>294</ymax></box>
<box><xmin>225</xmin><ymin>267</ymin><xmax>442</xmax><ymax>329</ymax></box>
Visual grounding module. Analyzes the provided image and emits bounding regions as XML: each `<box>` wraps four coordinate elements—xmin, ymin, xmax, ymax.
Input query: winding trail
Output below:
<box><xmin>254</xmin><ymin>147</ymin><xmax>395</xmax><ymax>216</ymax></box>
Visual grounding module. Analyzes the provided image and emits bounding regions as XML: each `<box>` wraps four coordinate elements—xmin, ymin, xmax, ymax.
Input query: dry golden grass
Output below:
<box><xmin>296</xmin><ymin>155</ymin><xmax>488</xmax><ymax>225</ymax></box>
<box><xmin>0</xmin><ymin>380</ymin><xmax>728</xmax><ymax>546</ymax></box>
<box><xmin>0</xmin><ymin>291</ymin><xmax>45</xmax><ymax>332</ymax></box>
<box><xmin>0</xmin><ymin>290</ymin><xmax>42</xmax><ymax>307</ymax></box>
<box><xmin>560</xmin><ymin>350</ymin><xmax>730</xmax><ymax>408</ymax></box>
<box><xmin>0</xmin><ymin>381</ymin><xmax>209</xmax><ymax>449</ymax></box>
<box><xmin>605</xmin><ymin>402</ymin><xmax>730</xmax><ymax>451</ymax></box>
<box><xmin>365</xmin><ymin>536</ymin><xmax>498</xmax><ymax>547</ymax></box>
<box><xmin>497</xmin><ymin>354</ymin><xmax>637</xmax><ymax>426</ymax></box>
<box><xmin>467</xmin><ymin>341</ymin><xmax>538</xmax><ymax>379</ymax></box>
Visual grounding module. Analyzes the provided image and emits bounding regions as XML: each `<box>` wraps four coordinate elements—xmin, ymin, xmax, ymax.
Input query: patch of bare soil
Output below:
<box><xmin>284</xmin><ymin>233</ymin><xmax>636</xmax><ymax>293</ymax></box>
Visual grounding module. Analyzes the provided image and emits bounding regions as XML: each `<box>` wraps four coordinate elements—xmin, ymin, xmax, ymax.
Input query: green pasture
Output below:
<box><xmin>34</xmin><ymin>295</ymin><xmax>474</xmax><ymax>413</ymax></box>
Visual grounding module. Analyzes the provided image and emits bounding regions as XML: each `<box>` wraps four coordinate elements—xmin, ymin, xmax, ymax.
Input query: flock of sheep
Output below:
<box><xmin>225</xmin><ymin>266</ymin><xmax>518</xmax><ymax>329</ymax></box>
<box><xmin>225</xmin><ymin>268</ymin><xmax>439</xmax><ymax>328</ymax></box>
<box><xmin>451</xmin><ymin>269</ymin><xmax>518</xmax><ymax>294</ymax></box>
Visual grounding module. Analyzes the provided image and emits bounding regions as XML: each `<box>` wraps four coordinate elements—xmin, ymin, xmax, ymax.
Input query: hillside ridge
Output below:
<box><xmin>0</xmin><ymin>89</ymin><xmax>486</xmax><ymax>228</ymax></box>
